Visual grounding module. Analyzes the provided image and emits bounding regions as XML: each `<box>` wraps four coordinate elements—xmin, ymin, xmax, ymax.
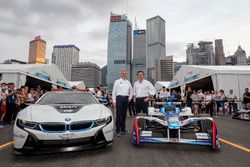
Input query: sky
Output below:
<box><xmin>0</xmin><ymin>0</ymin><xmax>250</xmax><ymax>68</ymax></box>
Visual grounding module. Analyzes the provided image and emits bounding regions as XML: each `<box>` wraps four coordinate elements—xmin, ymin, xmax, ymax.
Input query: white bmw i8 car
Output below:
<box><xmin>13</xmin><ymin>91</ymin><xmax>114</xmax><ymax>154</ymax></box>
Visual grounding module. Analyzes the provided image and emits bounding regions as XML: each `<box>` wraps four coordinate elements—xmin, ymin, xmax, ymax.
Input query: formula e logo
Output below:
<box><xmin>65</xmin><ymin>118</ymin><xmax>71</xmax><ymax>121</ymax></box>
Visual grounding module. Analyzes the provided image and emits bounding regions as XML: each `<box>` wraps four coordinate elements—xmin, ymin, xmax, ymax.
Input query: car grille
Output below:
<box><xmin>70</xmin><ymin>122</ymin><xmax>93</xmax><ymax>131</ymax></box>
<box><xmin>40</xmin><ymin>123</ymin><xmax>66</xmax><ymax>132</ymax></box>
<box><xmin>39</xmin><ymin>121</ymin><xmax>94</xmax><ymax>133</ymax></box>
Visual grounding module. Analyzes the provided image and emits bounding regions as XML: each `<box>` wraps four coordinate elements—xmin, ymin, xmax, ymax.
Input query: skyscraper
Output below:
<box><xmin>234</xmin><ymin>46</ymin><xmax>247</xmax><ymax>65</ymax></box>
<box><xmin>186</xmin><ymin>41</ymin><xmax>215</xmax><ymax>65</ymax></box>
<box><xmin>132</xmin><ymin>29</ymin><xmax>146</xmax><ymax>84</ymax></box>
<box><xmin>215</xmin><ymin>39</ymin><xmax>225</xmax><ymax>65</ymax></box>
<box><xmin>107</xmin><ymin>13</ymin><xmax>132</xmax><ymax>88</ymax></box>
<box><xmin>52</xmin><ymin>45</ymin><xmax>79</xmax><ymax>80</ymax></box>
<box><xmin>71</xmin><ymin>62</ymin><xmax>101</xmax><ymax>88</ymax></box>
<box><xmin>155</xmin><ymin>55</ymin><xmax>173</xmax><ymax>82</ymax></box>
<box><xmin>28</xmin><ymin>36</ymin><xmax>46</xmax><ymax>64</ymax></box>
<box><xmin>146</xmin><ymin>16</ymin><xmax>166</xmax><ymax>83</ymax></box>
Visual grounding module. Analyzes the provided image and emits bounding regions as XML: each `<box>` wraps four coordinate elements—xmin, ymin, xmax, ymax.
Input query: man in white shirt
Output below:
<box><xmin>159</xmin><ymin>86</ymin><xmax>170</xmax><ymax>101</ymax></box>
<box><xmin>133</xmin><ymin>71</ymin><xmax>155</xmax><ymax>115</ymax></box>
<box><xmin>227</xmin><ymin>89</ymin><xmax>237</xmax><ymax>114</ymax></box>
<box><xmin>112</xmin><ymin>70</ymin><xmax>133</xmax><ymax>136</ymax></box>
<box><xmin>95</xmin><ymin>86</ymin><xmax>102</xmax><ymax>99</ymax></box>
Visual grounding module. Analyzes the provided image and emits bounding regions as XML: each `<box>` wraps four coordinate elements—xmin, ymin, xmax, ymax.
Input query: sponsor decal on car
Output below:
<box><xmin>195</xmin><ymin>133</ymin><xmax>209</xmax><ymax>139</ymax></box>
<box><xmin>141</xmin><ymin>131</ymin><xmax>152</xmax><ymax>137</ymax></box>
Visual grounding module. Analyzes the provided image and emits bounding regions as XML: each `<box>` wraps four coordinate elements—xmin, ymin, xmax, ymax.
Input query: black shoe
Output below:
<box><xmin>121</xmin><ymin>130</ymin><xmax>129</xmax><ymax>135</ymax></box>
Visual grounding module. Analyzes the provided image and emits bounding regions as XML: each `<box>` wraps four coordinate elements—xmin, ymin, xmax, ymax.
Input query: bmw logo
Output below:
<box><xmin>65</xmin><ymin>118</ymin><xmax>71</xmax><ymax>121</ymax></box>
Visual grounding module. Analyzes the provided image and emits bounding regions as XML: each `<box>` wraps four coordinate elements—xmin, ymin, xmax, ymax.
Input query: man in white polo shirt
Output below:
<box><xmin>133</xmin><ymin>71</ymin><xmax>155</xmax><ymax>115</ymax></box>
<box><xmin>112</xmin><ymin>70</ymin><xmax>133</xmax><ymax>137</ymax></box>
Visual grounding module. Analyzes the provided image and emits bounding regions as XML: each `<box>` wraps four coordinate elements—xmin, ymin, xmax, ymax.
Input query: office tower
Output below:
<box><xmin>52</xmin><ymin>45</ymin><xmax>79</xmax><ymax>80</ymax></box>
<box><xmin>107</xmin><ymin>13</ymin><xmax>132</xmax><ymax>88</ymax></box>
<box><xmin>155</xmin><ymin>55</ymin><xmax>173</xmax><ymax>81</ymax></box>
<box><xmin>101</xmin><ymin>65</ymin><xmax>107</xmax><ymax>86</ymax></box>
<box><xmin>132</xmin><ymin>29</ymin><xmax>146</xmax><ymax>84</ymax></box>
<box><xmin>146</xmin><ymin>16</ymin><xmax>166</xmax><ymax>83</ymax></box>
<box><xmin>215</xmin><ymin>39</ymin><xmax>225</xmax><ymax>65</ymax></box>
<box><xmin>28</xmin><ymin>36</ymin><xmax>46</xmax><ymax>64</ymax></box>
<box><xmin>71</xmin><ymin>62</ymin><xmax>101</xmax><ymax>88</ymax></box>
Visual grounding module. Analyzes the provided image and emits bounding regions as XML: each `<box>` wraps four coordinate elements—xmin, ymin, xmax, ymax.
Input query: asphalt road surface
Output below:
<box><xmin>0</xmin><ymin>114</ymin><xmax>249</xmax><ymax>167</ymax></box>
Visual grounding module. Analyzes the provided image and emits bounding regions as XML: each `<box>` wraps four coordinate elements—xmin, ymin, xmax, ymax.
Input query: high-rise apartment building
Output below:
<box><xmin>186</xmin><ymin>41</ymin><xmax>215</xmax><ymax>65</ymax></box>
<box><xmin>234</xmin><ymin>46</ymin><xmax>247</xmax><ymax>65</ymax></box>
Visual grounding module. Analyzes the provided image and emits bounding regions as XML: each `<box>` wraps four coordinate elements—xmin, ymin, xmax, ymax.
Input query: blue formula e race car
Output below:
<box><xmin>132</xmin><ymin>101</ymin><xmax>220</xmax><ymax>151</ymax></box>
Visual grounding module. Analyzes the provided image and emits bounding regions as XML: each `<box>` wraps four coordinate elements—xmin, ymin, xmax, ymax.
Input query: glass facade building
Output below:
<box><xmin>132</xmin><ymin>29</ymin><xmax>146</xmax><ymax>84</ymax></box>
<box><xmin>107</xmin><ymin>13</ymin><xmax>132</xmax><ymax>88</ymax></box>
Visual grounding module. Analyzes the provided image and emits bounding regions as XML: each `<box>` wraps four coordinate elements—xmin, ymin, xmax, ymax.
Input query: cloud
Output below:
<box><xmin>0</xmin><ymin>0</ymin><xmax>249</xmax><ymax>68</ymax></box>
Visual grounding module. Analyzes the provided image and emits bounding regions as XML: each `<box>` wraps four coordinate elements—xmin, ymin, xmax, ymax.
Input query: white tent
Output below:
<box><xmin>0</xmin><ymin>64</ymin><xmax>71</xmax><ymax>89</ymax></box>
<box><xmin>169</xmin><ymin>65</ymin><xmax>250</xmax><ymax>98</ymax></box>
<box><xmin>69</xmin><ymin>81</ymin><xmax>86</xmax><ymax>89</ymax></box>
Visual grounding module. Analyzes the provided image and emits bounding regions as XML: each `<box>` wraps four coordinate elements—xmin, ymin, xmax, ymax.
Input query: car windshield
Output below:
<box><xmin>36</xmin><ymin>92</ymin><xmax>98</xmax><ymax>105</ymax></box>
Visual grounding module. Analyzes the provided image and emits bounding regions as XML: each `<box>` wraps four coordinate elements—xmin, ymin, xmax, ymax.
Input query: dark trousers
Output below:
<box><xmin>3</xmin><ymin>103</ymin><xmax>16</xmax><ymax>124</ymax></box>
<box><xmin>128</xmin><ymin>100</ymin><xmax>136</xmax><ymax>116</ymax></box>
<box><xmin>116</xmin><ymin>96</ymin><xmax>129</xmax><ymax>133</ymax></box>
<box><xmin>135</xmin><ymin>97</ymin><xmax>149</xmax><ymax>115</ymax></box>
<box><xmin>229</xmin><ymin>102</ymin><xmax>237</xmax><ymax>114</ymax></box>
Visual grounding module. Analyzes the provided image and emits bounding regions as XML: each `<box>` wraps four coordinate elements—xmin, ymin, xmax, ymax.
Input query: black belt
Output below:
<box><xmin>136</xmin><ymin>97</ymin><xmax>147</xmax><ymax>99</ymax></box>
<box><xmin>117</xmin><ymin>95</ymin><xmax>129</xmax><ymax>98</ymax></box>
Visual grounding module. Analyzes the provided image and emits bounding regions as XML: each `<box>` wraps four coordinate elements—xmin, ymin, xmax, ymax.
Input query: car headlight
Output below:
<box><xmin>94</xmin><ymin>116</ymin><xmax>112</xmax><ymax>126</ymax></box>
<box><xmin>16</xmin><ymin>119</ymin><xmax>39</xmax><ymax>130</ymax></box>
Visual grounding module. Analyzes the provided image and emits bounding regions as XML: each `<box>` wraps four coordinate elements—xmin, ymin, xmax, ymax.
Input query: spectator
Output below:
<box><xmin>191</xmin><ymin>90</ymin><xmax>199</xmax><ymax>115</ymax></box>
<box><xmin>185</xmin><ymin>87</ymin><xmax>193</xmax><ymax>109</ymax></box>
<box><xmin>159</xmin><ymin>86</ymin><xmax>170</xmax><ymax>101</ymax></box>
<box><xmin>205</xmin><ymin>90</ymin><xmax>213</xmax><ymax>116</ymax></box>
<box><xmin>227</xmin><ymin>89</ymin><xmax>237</xmax><ymax>114</ymax></box>
<box><xmin>218</xmin><ymin>89</ymin><xmax>226</xmax><ymax>114</ymax></box>
<box><xmin>242</xmin><ymin>88</ymin><xmax>250</xmax><ymax>110</ymax></box>
<box><xmin>3</xmin><ymin>83</ymin><xmax>17</xmax><ymax>124</ymax></box>
<box><xmin>95</xmin><ymin>86</ymin><xmax>102</xmax><ymax>98</ymax></box>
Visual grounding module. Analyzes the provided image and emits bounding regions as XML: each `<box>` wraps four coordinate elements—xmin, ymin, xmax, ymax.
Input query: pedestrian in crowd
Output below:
<box><xmin>242</xmin><ymin>88</ymin><xmax>250</xmax><ymax>110</ymax></box>
<box><xmin>18</xmin><ymin>86</ymin><xmax>27</xmax><ymax>109</ymax></box>
<box><xmin>191</xmin><ymin>90</ymin><xmax>199</xmax><ymax>115</ymax></box>
<box><xmin>3</xmin><ymin>83</ymin><xmax>17</xmax><ymax>124</ymax></box>
<box><xmin>227</xmin><ymin>89</ymin><xmax>237</xmax><ymax>114</ymax></box>
<box><xmin>159</xmin><ymin>86</ymin><xmax>170</xmax><ymax>101</ymax></box>
<box><xmin>218</xmin><ymin>89</ymin><xmax>226</xmax><ymax>114</ymax></box>
<box><xmin>133</xmin><ymin>71</ymin><xmax>155</xmax><ymax>115</ymax></box>
<box><xmin>112</xmin><ymin>70</ymin><xmax>133</xmax><ymax>137</ymax></box>
<box><xmin>205</xmin><ymin>90</ymin><xmax>213</xmax><ymax>117</ymax></box>
<box><xmin>171</xmin><ymin>89</ymin><xmax>179</xmax><ymax>102</ymax></box>
<box><xmin>95</xmin><ymin>86</ymin><xmax>102</xmax><ymax>99</ymax></box>
<box><xmin>185</xmin><ymin>87</ymin><xmax>193</xmax><ymax>109</ymax></box>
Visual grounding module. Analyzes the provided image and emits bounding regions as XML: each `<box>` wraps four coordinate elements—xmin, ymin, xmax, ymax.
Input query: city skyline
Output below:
<box><xmin>0</xmin><ymin>0</ymin><xmax>250</xmax><ymax>68</ymax></box>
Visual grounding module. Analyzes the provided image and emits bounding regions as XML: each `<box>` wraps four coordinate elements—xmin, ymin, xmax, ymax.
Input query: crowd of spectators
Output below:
<box><xmin>0</xmin><ymin>82</ymin><xmax>46</xmax><ymax>128</ymax></box>
<box><xmin>156</xmin><ymin>86</ymin><xmax>250</xmax><ymax>117</ymax></box>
